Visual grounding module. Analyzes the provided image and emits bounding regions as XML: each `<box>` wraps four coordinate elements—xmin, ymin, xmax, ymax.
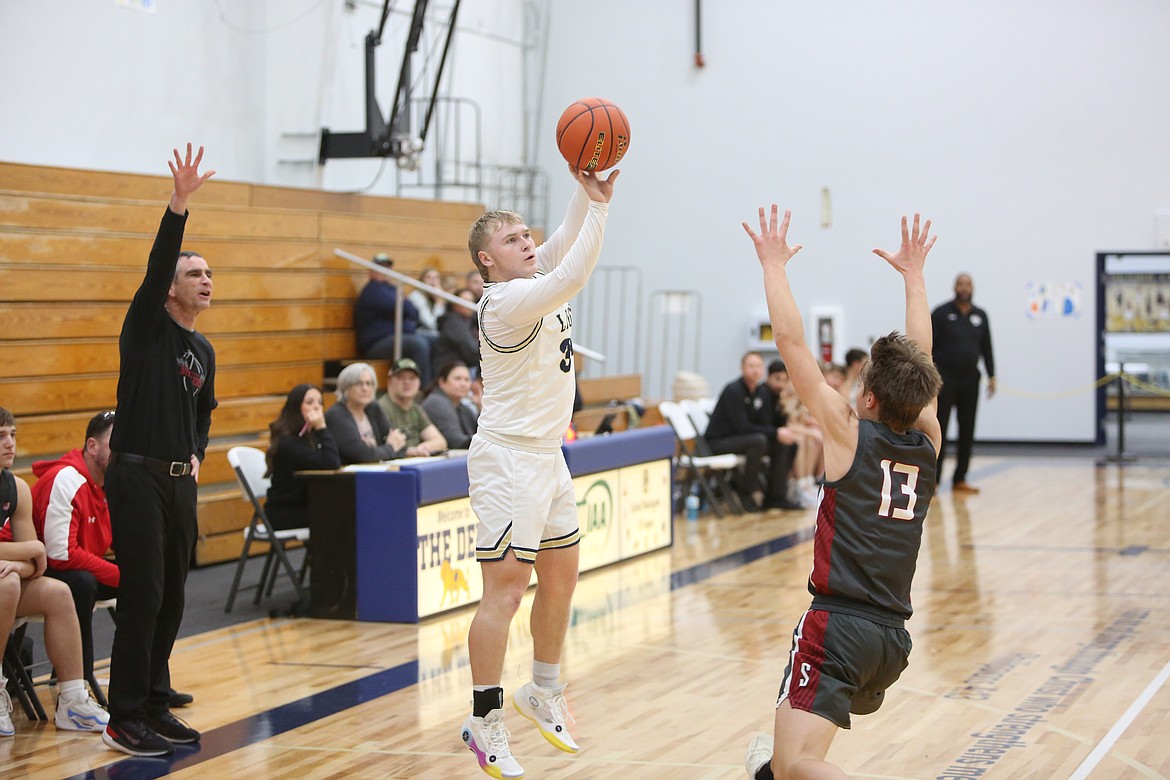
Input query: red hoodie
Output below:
<box><xmin>30</xmin><ymin>448</ymin><xmax>119</xmax><ymax>588</ymax></box>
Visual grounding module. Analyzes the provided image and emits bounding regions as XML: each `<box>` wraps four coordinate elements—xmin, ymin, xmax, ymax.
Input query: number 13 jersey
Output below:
<box><xmin>809</xmin><ymin>419</ymin><xmax>938</xmax><ymax>622</ymax></box>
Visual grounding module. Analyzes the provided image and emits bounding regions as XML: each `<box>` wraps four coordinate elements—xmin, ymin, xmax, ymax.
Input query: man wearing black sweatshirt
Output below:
<box><xmin>931</xmin><ymin>273</ymin><xmax>995</xmax><ymax>493</ymax></box>
<box><xmin>705</xmin><ymin>351</ymin><xmax>800</xmax><ymax>511</ymax></box>
<box><xmin>102</xmin><ymin>145</ymin><xmax>216</xmax><ymax>757</ymax></box>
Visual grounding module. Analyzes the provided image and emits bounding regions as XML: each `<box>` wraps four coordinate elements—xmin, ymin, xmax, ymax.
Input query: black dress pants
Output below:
<box><xmin>706</xmin><ymin>433</ymin><xmax>768</xmax><ymax>495</ymax></box>
<box><xmin>936</xmin><ymin>371</ymin><xmax>980</xmax><ymax>484</ymax></box>
<box><xmin>104</xmin><ymin>460</ymin><xmax>197</xmax><ymax>721</ymax></box>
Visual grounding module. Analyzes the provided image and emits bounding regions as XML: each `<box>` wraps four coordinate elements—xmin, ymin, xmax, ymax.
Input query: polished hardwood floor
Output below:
<box><xmin>3</xmin><ymin>455</ymin><xmax>1169</xmax><ymax>779</ymax></box>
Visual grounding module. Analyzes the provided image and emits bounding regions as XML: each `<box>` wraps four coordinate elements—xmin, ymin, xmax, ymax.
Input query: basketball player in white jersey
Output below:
<box><xmin>459</xmin><ymin>165</ymin><xmax>619</xmax><ymax>779</ymax></box>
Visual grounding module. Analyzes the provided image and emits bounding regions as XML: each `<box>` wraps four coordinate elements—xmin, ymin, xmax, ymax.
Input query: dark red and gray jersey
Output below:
<box><xmin>808</xmin><ymin>419</ymin><xmax>937</xmax><ymax>623</ymax></box>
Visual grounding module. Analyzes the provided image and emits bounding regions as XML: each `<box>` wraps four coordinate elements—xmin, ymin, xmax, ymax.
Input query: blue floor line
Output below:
<box><xmin>67</xmin><ymin>522</ymin><xmax>817</xmax><ymax>780</ymax></box>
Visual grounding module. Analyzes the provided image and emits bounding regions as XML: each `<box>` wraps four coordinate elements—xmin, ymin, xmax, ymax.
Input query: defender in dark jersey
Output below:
<box><xmin>741</xmin><ymin>207</ymin><xmax>943</xmax><ymax>780</ymax></box>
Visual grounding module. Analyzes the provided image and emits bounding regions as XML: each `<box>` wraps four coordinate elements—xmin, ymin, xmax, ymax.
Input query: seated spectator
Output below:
<box><xmin>324</xmin><ymin>363</ymin><xmax>406</xmax><ymax>464</ymax></box>
<box><xmin>842</xmin><ymin>347</ymin><xmax>869</xmax><ymax>404</ymax></box>
<box><xmin>704</xmin><ymin>352</ymin><xmax>800</xmax><ymax>511</ymax></box>
<box><xmin>765</xmin><ymin>361</ymin><xmax>823</xmax><ymax>507</ymax></box>
<box><xmin>464</xmin><ymin>268</ymin><xmax>484</xmax><ymax>303</ymax></box>
<box><xmin>823</xmin><ymin>362</ymin><xmax>847</xmax><ymax>393</ymax></box>
<box><xmin>421</xmin><ymin>361</ymin><xmax>480</xmax><ymax>450</ymax></box>
<box><xmin>353</xmin><ymin>253</ymin><xmax>432</xmax><ymax>385</ymax></box>
<box><xmin>407</xmin><ymin>267</ymin><xmax>447</xmax><ymax>344</ymax></box>
<box><xmin>27</xmin><ymin>411</ymin><xmax>195</xmax><ymax>714</ymax></box>
<box><xmin>1</xmin><ymin>406</ymin><xmax>109</xmax><ymax>736</ymax></box>
<box><xmin>376</xmin><ymin>359</ymin><xmax>447</xmax><ymax>456</ymax></box>
<box><xmin>433</xmin><ymin>289</ymin><xmax>480</xmax><ymax>374</ymax></box>
<box><xmin>264</xmin><ymin>385</ymin><xmax>341</xmax><ymax>531</ymax></box>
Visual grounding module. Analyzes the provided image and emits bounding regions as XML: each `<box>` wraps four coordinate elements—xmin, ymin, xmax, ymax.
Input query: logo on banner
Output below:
<box><xmin>440</xmin><ymin>559</ymin><xmax>471</xmax><ymax>606</ymax></box>
<box><xmin>577</xmin><ymin>479</ymin><xmax>613</xmax><ymax>542</ymax></box>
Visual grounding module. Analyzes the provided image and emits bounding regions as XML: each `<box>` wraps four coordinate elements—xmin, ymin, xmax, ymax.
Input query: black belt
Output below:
<box><xmin>110</xmin><ymin>452</ymin><xmax>193</xmax><ymax>477</ymax></box>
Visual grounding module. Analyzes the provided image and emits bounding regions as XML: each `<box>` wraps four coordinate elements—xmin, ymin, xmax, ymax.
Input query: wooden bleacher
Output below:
<box><xmin>572</xmin><ymin>374</ymin><xmax>662</xmax><ymax>433</ymax></box>
<box><xmin>0</xmin><ymin>160</ymin><xmax>483</xmax><ymax>565</ymax></box>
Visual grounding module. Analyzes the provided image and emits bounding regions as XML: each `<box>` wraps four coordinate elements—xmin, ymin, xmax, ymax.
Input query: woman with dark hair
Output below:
<box><xmin>432</xmin><ymin>289</ymin><xmax>480</xmax><ymax>374</ymax></box>
<box><xmin>420</xmin><ymin>361</ymin><xmax>479</xmax><ymax>451</ymax></box>
<box><xmin>264</xmin><ymin>385</ymin><xmax>340</xmax><ymax>531</ymax></box>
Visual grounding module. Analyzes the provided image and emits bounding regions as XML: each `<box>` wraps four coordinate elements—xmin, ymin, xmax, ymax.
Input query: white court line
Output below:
<box><xmin>1068</xmin><ymin>658</ymin><xmax>1170</xmax><ymax>780</ymax></box>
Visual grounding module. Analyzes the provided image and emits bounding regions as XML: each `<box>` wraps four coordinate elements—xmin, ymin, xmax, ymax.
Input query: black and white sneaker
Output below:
<box><xmin>103</xmin><ymin>719</ymin><xmax>175</xmax><ymax>757</ymax></box>
<box><xmin>145</xmin><ymin>710</ymin><xmax>201</xmax><ymax>743</ymax></box>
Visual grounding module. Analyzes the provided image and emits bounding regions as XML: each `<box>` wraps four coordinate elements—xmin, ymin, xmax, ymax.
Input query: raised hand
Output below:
<box><xmin>872</xmin><ymin>213</ymin><xmax>936</xmax><ymax>276</ymax></box>
<box><xmin>168</xmin><ymin>143</ymin><xmax>216</xmax><ymax>214</ymax></box>
<box><xmin>571</xmin><ymin>164</ymin><xmax>621</xmax><ymax>203</ymax></box>
<box><xmin>304</xmin><ymin>405</ymin><xmax>327</xmax><ymax>431</ymax></box>
<box><xmin>742</xmin><ymin>204</ymin><xmax>803</xmax><ymax>269</ymax></box>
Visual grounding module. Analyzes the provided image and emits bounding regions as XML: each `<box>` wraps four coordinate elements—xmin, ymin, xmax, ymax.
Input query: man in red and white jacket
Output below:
<box><xmin>23</xmin><ymin>411</ymin><xmax>120</xmax><ymax>690</ymax></box>
<box><xmin>23</xmin><ymin>411</ymin><xmax>191</xmax><ymax>708</ymax></box>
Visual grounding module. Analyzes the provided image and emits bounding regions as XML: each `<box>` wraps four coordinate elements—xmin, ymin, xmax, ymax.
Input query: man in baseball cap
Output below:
<box><xmin>376</xmin><ymin>359</ymin><xmax>446</xmax><ymax>456</ymax></box>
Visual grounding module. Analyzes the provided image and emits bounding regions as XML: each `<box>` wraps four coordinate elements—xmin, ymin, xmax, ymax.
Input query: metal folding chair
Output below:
<box><xmin>223</xmin><ymin>446</ymin><xmax>309</xmax><ymax>613</ymax></box>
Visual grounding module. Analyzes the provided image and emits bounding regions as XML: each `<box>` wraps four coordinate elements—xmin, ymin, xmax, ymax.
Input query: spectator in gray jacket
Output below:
<box><xmin>324</xmin><ymin>363</ymin><xmax>406</xmax><ymax>464</ymax></box>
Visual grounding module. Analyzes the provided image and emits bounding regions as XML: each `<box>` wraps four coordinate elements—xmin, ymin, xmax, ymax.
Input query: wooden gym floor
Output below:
<box><xmin>3</xmin><ymin>454</ymin><xmax>1169</xmax><ymax>779</ymax></box>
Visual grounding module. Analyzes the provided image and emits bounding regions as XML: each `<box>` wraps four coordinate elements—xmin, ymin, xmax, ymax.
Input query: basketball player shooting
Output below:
<box><xmin>459</xmin><ymin>164</ymin><xmax>619</xmax><ymax>779</ymax></box>
<box><xmin>740</xmin><ymin>207</ymin><xmax>943</xmax><ymax>780</ymax></box>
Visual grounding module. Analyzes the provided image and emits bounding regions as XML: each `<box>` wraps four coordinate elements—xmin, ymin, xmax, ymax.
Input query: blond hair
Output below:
<box><xmin>467</xmin><ymin>210</ymin><xmax>525</xmax><ymax>282</ymax></box>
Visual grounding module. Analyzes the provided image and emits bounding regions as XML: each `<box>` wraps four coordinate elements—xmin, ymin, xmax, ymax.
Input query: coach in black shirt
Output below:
<box><xmin>102</xmin><ymin>145</ymin><xmax>216</xmax><ymax>757</ymax></box>
<box><xmin>931</xmin><ymin>273</ymin><xmax>995</xmax><ymax>493</ymax></box>
<box><xmin>705</xmin><ymin>351</ymin><xmax>799</xmax><ymax>511</ymax></box>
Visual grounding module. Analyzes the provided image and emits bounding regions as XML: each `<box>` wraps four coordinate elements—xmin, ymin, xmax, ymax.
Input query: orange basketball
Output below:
<box><xmin>556</xmin><ymin>97</ymin><xmax>631</xmax><ymax>172</ymax></box>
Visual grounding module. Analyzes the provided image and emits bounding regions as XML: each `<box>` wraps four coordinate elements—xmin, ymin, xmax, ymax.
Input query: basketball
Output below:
<box><xmin>556</xmin><ymin>97</ymin><xmax>631</xmax><ymax>172</ymax></box>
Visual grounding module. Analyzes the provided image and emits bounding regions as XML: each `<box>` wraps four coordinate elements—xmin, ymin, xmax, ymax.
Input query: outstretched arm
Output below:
<box><xmin>538</xmin><ymin>166</ymin><xmax>621</xmax><ymax>272</ymax></box>
<box><xmin>872</xmin><ymin>214</ymin><xmax>936</xmax><ymax>354</ymax></box>
<box><xmin>743</xmin><ymin>206</ymin><xmax>853</xmax><ymax>456</ymax></box>
<box><xmin>168</xmin><ymin>143</ymin><xmax>216</xmax><ymax>215</ymax></box>
<box><xmin>873</xmin><ymin>214</ymin><xmax>942</xmax><ymax>448</ymax></box>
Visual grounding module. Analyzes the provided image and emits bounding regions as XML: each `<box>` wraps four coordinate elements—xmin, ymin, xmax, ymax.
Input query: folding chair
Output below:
<box><xmin>4</xmin><ymin>619</ymin><xmax>48</xmax><ymax>721</ymax></box>
<box><xmin>682</xmin><ymin>397</ymin><xmax>767</xmax><ymax>493</ymax></box>
<box><xmin>3</xmin><ymin>594</ymin><xmax>116</xmax><ymax>716</ymax></box>
<box><xmin>224</xmin><ymin>446</ymin><xmax>309</xmax><ymax>613</ymax></box>
<box><xmin>658</xmin><ymin>401</ymin><xmax>743</xmax><ymax>518</ymax></box>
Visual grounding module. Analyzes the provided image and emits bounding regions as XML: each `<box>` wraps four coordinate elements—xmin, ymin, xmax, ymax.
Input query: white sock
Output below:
<box><xmin>58</xmin><ymin>679</ymin><xmax>86</xmax><ymax>700</ymax></box>
<box><xmin>532</xmin><ymin>660</ymin><xmax>560</xmax><ymax>689</ymax></box>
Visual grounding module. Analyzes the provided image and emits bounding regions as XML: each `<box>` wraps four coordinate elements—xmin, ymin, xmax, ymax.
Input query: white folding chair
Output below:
<box><xmin>679</xmin><ymin>398</ymin><xmax>710</xmax><ymax>436</ymax></box>
<box><xmin>681</xmin><ymin>398</ymin><xmax>749</xmax><ymax>470</ymax></box>
<box><xmin>658</xmin><ymin>401</ymin><xmax>743</xmax><ymax>517</ymax></box>
<box><xmin>224</xmin><ymin>446</ymin><xmax>309</xmax><ymax>612</ymax></box>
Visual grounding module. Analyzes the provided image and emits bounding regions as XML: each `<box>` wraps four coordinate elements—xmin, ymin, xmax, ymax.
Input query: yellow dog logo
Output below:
<box><xmin>440</xmin><ymin>559</ymin><xmax>471</xmax><ymax>606</ymax></box>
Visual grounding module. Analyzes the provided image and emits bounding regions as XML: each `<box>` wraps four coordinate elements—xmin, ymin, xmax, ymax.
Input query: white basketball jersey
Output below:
<box><xmin>475</xmin><ymin>192</ymin><xmax>609</xmax><ymax>450</ymax></box>
<box><xmin>477</xmin><ymin>287</ymin><xmax>576</xmax><ymax>446</ymax></box>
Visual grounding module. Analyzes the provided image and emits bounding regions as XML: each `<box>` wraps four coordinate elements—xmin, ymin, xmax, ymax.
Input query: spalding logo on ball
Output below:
<box><xmin>556</xmin><ymin>98</ymin><xmax>630</xmax><ymax>172</ymax></box>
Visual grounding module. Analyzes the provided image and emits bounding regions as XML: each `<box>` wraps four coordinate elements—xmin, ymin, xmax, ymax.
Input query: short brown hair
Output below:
<box><xmin>467</xmin><ymin>210</ymin><xmax>525</xmax><ymax>282</ymax></box>
<box><xmin>0</xmin><ymin>407</ymin><xmax>13</xmax><ymax>429</ymax></box>
<box><xmin>859</xmin><ymin>332</ymin><xmax>941</xmax><ymax>430</ymax></box>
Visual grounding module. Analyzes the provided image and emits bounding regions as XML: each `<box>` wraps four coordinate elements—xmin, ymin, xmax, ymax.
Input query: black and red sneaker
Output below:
<box><xmin>103</xmin><ymin>718</ymin><xmax>175</xmax><ymax>757</ymax></box>
<box><xmin>145</xmin><ymin>710</ymin><xmax>201</xmax><ymax>743</ymax></box>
